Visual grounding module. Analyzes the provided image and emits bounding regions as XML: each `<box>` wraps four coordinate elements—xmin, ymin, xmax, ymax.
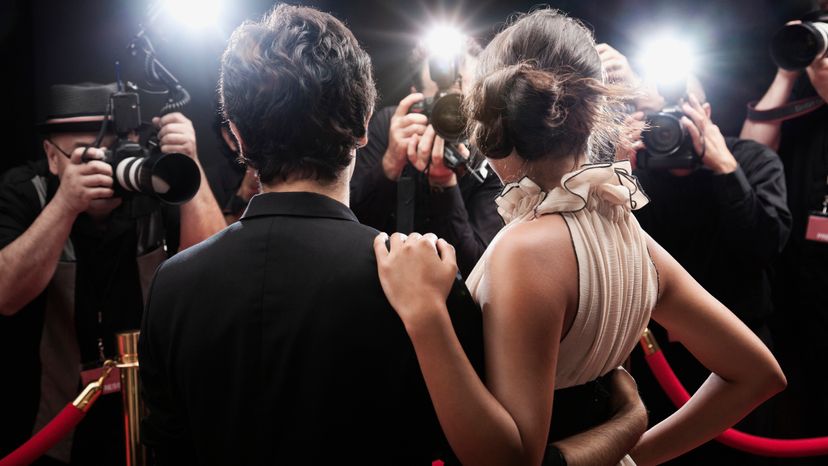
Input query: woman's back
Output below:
<box><xmin>466</xmin><ymin>161</ymin><xmax>658</xmax><ymax>388</ymax></box>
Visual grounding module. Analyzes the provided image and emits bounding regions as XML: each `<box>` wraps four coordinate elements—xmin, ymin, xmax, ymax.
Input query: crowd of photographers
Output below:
<box><xmin>1</xmin><ymin>5</ymin><xmax>827</xmax><ymax>465</ymax></box>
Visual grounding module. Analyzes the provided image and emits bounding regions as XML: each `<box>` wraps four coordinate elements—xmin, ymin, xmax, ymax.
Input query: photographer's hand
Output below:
<box><xmin>383</xmin><ymin>93</ymin><xmax>428</xmax><ymax>181</ymax></box>
<box><xmin>597</xmin><ymin>43</ymin><xmax>664</xmax><ymax>112</ymax></box>
<box><xmin>53</xmin><ymin>146</ymin><xmax>119</xmax><ymax>216</ymax></box>
<box><xmin>153</xmin><ymin>112</ymin><xmax>225</xmax><ymax>249</ymax></box>
<box><xmin>681</xmin><ymin>95</ymin><xmax>737</xmax><ymax>174</ymax></box>
<box><xmin>407</xmin><ymin>125</ymin><xmax>462</xmax><ymax>188</ymax></box>
<box><xmin>154</xmin><ymin>113</ymin><xmax>198</xmax><ymax>160</ymax></box>
<box><xmin>1</xmin><ymin>146</ymin><xmax>117</xmax><ymax>316</ymax></box>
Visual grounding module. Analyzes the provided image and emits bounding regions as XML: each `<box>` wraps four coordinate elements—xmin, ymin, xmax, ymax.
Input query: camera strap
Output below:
<box><xmin>746</xmin><ymin>96</ymin><xmax>824</xmax><ymax>122</ymax></box>
<box><xmin>396</xmin><ymin>166</ymin><xmax>416</xmax><ymax>234</ymax></box>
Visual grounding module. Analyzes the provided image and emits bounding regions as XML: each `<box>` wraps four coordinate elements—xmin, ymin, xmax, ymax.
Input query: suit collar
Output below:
<box><xmin>240</xmin><ymin>191</ymin><xmax>359</xmax><ymax>223</ymax></box>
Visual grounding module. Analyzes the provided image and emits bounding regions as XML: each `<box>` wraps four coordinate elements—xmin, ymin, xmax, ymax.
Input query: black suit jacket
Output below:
<box><xmin>139</xmin><ymin>191</ymin><xmax>483</xmax><ymax>465</ymax></box>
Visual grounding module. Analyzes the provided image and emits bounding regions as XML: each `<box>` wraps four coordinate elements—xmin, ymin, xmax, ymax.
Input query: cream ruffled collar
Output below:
<box><xmin>495</xmin><ymin>160</ymin><xmax>650</xmax><ymax>224</ymax></box>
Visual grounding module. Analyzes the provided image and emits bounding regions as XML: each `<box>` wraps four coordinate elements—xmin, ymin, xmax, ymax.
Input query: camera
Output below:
<box><xmin>637</xmin><ymin>106</ymin><xmax>701</xmax><ymax>170</ymax></box>
<box><xmin>410</xmin><ymin>55</ymin><xmax>484</xmax><ymax>182</ymax></box>
<box><xmin>102</xmin><ymin>91</ymin><xmax>200</xmax><ymax>204</ymax></box>
<box><xmin>771</xmin><ymin>11</ymin><xmax>828</xmax><ymax>71</ymax></box>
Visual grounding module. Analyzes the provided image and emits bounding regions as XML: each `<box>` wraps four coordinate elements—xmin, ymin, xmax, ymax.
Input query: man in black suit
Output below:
<box><xmin>138</xmin><ymin>6</ymin><xmax>470</xmax><ymax>464</ymax></box>
<box><xmin>139</xmin><ymin>5</ymin><xmax>647</xmax><ymax>465</ymax></box>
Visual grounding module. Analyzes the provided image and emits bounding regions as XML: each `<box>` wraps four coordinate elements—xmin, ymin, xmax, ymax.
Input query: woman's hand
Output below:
<box><xmin>374</xmin><ymin>232</ymin><xmax>458</xmax><ymax>328</ymax></box>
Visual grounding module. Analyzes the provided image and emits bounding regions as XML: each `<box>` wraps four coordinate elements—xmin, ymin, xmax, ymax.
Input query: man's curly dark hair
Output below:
<box><xmin>220</xmin><ymin>4</ymin><xmax>377</xmax><ymax>184</ymax></box>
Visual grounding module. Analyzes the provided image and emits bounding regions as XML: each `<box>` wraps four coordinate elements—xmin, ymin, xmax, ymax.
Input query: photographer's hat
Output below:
<box><xmin>36</xmin><ymin>82</ymin><xmax>118</xmax><ymax>134</ymax></box>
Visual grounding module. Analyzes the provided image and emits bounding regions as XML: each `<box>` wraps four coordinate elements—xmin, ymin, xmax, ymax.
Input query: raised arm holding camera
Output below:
<box><xmin>350</xmin><ymin>36</ymin><xmax>504</xmax><ymax>277</ymax></box>
<box><xmin>0</xmin><ymin>82</ymin><xmax>224</xmax><ymax>464</ymax></box>
<box><xmin>601</xmin><ymin>44</ymin><xmax>791</xmax><ymax>465</ymax></box>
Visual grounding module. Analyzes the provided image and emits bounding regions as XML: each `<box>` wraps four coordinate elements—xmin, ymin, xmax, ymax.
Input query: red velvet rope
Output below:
<box><xmin>645</xmin><ymin>348</ymin><xmax>828</xmax><ymax>457</ymax></box>
<box><xmin>0</xmin><ymin>403</ymin><xmax>86</xmax><ymax>466</ymax></box>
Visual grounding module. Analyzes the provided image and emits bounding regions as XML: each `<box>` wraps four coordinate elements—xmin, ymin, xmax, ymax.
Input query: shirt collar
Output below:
<box><xmin>240</xmin><ymin>191</ymin><xmax>359</xmax><ymax>223</ymax></box>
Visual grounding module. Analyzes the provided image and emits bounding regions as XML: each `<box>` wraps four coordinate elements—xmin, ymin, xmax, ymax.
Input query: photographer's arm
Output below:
<box><xmin>739</xmin><ymin>69</ymin><xmax>799</xmax><ymax>151</ymax></box>
<box><xmin>155</xmin><ymin>113</ymin><xmax>225</xmax><ymax>249</ymax></box>
<box><xmin>0</xmin><ymin>148</ymin><xmax>112</xmax><ymax>316</ymax></box>
<box><xmin>0</xmin><ymin>197</ymin><xmax>76</xmax><ymax>316</ymax></box>
<box><xmin>682</xmin><ymin>97</ymin><xmax>791</xmax><ymax>263</ymax></box>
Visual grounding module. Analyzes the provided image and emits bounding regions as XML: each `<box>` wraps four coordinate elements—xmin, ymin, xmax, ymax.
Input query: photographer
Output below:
<box><xmin>0</xmin><ymin>82</ymin><xmax>224</xmax><ymax>464</ymax></box>
<box><xmin>601</xmin><ymin>45</ymin><xmax>791</xmax><ymax>465</ymax></box>
<box><xmin>350</xmin><ymin>38</ymin><xmax>503</xmax><ymax>277</ymax></box>
<box><xmin>740</xmin><ymin>7</ymin><xmax>828</xmax><ymax>455</ymax></box>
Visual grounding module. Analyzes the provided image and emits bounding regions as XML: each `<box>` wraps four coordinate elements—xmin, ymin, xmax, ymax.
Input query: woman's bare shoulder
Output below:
<box><xmin>483</xmin><ymin>214</ymin><xmax>578</xmax><ymax>312</ymax></box>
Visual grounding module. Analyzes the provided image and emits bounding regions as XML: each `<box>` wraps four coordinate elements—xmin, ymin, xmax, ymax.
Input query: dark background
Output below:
<box><xmin>0</xmin><ymin>0</ymin><xmax>821</xmax><ymax>182</ymax></box>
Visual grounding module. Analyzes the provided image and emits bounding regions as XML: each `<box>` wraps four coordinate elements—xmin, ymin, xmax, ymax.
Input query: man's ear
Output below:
<box><xmin>220</xmin><ymin>127</ymin><xmax>239</xmax><ymax>153</ymax></box>
<box><xmin>227</xmin><ymin>121</ymin><xmax>245</xmax><ymax>155</ymax></box>
<box><xmin>42</xmin><ymin>139</ymin><xmax>60</xmax><ymax>176</ymax></box>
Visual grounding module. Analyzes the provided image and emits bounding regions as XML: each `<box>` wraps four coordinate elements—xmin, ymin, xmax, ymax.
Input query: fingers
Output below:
<box><xmin>395</xmin><ymin>93</ymin><xmax>425</xmax><ymax>116</ymax></box>
<box><xmin>72</xmin><ymin>147</ymin><xmax>105</xmax><ymax>164</ymax></box>
<box><xmin>81</xmin><ymin>173</ymin><xmax>114</xmax><ymax>188</ymax></box>
<box><xmin>157</xmin><ymin>122</ymin><xmax>194</xmax><ymax>141</ymax></box>
<box><xmin>160</xmin><ymin>145</ymin><xmax>191</xmax><ymax>155</ymax></box>
<box><xmin>422</xmin><ymin>233</ymin><xmax>438</xmax><ymax>249</ymax></box>
<box><xmin>87</xmin><ymin>187</ymin><xmax>116</xmax><ymax>199</ymax></box>
<box><xmin>157</xmin><ymin>112</ymin><xmax>189</xmax><ymax>127</ymax></box>
<box><xmin>457</xmin><ymin>143</ymin><xmax>470</xmax><ymax>159</ymax></box>
<box><xmin>373</xmin><ymin>232</ymin><xmax>390</xmax><ymax>259</ymax></box>
<box><xmin>398</xmin><ymin>113</ymin><xmax>429</xmax><ymax>127</ymax></box>
<box><xmin>389</xmin><ymin>232</ymin><xmax>407</xmax><ymax>251</ymax></box>
<box><xmin>680</xmin><ymin>102</ymin><xmax>706</xmax><ymax>131</ymax></box>
<box><xmin>681</xmin><ymin>116</ymin><xmax>705</xmax><ymax>155</ymax></box>
<box><xmin>436</xmin><ymin>238</ymin><xmax>456</xmax><ymax>266</ymax></box>
<box><xmin>412</xmin><ymin>125</ymin><xmax>436</xmax><ymax>171</ymax></box>
<box><xmin>431</xmin><ymin>134</ymin><xmax>445</xmax><ymax>166</ymax></box>
<box><xmin>399</xmin><ymin>123</ymin><xmax>428</xmax><ymax>138</ymax></box>
<box><xmin>158</xmin><ymin>132</ymin><xmax>191</xmax><ymax>146</ymax></box>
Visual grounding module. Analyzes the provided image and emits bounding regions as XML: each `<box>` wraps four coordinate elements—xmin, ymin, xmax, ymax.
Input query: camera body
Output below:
<box><xmin>102</xmin><ymin>91</ymin><xmax>200</xmax><ymax>204</ymax></box>
<box><xmin>771</xmin><ymin>11</ymin><xmax>828</xmax><ymax>71</ymax></box>
<box><xmin>637</xmin><ymin>106</ymin><xmax>701</xmax><ymax>170</ymax></box>
<box><xmin>409</xmin><ymin>55</ymin><xmax>484</xmax><ymax>181</ymax></box>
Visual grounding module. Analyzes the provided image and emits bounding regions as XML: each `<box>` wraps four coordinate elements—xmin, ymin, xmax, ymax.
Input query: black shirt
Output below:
<box><xmin>139</xmin><ymin>191</ymin><xmax>484</xmax><ymax>465</ymax></box>
<box><xmin>774</xmin><ymin>105</ymin><xmax>828</xmax><ymax>344</ymax></box>
<box><xmin>0</xmin><ymin>159</ymin><xmax>176</xmax><ymax>463</ymax></box>
<box><xmin>634</xmin><ymin>137</ymin><xmax>791</xmax><ymax>328</ymax></box>
<box><xmin>350</xmin><ymin>106</ymin><xmax>504</xmax><ymax>277</ymax></box>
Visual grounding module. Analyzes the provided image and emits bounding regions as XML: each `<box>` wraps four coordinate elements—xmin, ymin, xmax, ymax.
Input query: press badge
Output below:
<box><xmin>81</xmin><ymin>365</ymin><xmax>121</xmax><ymax>395</ymax></box>
<box><xmin>806</xmin><ymin>212</ymin><xmax>828</xmax><ymax>243</ymax></box>
<box><xmin>807</xmin><ymin>193</ymin><xmax>828</xmax><ymax>244</ymax></box>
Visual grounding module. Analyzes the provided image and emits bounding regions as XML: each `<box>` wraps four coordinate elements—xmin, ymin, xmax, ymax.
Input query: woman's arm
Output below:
<box><xmin>375</xmin><ymin>218</ymin><xmax>574</xmax><ymax>466</ymax></box>
<box><xmin>630</xmin><ymin>236</ymin><xmax>786</xmax><ymax>466</ymax></box>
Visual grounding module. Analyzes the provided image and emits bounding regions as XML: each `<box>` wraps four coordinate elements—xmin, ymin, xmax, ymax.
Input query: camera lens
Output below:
<box><xmin>430</xmin><ymin>93</ymin><xmax>466</xmax><ymax>141</ymax></box>
<box><xmin>771</xmin><ymin>22</ymin><xmax>828</xmax><ymax>70</ymax></box>
<box><xmin>644</xmin><ymin>113</ymin><xmax>684</xmax><ymax>155</ymax></box>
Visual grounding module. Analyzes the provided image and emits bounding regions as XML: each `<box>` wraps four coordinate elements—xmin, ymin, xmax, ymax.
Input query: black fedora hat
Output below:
<box><xmin>36</xmin><ymin>82</ymin><xmax>118</xmax><ymax>134</ymax></box>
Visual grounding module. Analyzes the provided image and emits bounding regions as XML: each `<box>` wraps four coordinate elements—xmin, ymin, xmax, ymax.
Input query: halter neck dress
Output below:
<box><xmin>465</xmin><ymin>161</ymin><xmax>658</xmax><ymax>465</ymax></box>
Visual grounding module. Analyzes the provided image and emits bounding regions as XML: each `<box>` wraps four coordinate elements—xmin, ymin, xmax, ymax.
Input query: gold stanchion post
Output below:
<box><xmin>117</xmin><ymin>331</ymin><xmax>145</xmax><ymax>466</ymax></box>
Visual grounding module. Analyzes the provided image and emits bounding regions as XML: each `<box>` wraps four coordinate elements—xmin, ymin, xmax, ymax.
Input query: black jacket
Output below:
<box><xmin>139</xmin><ymin>191</ymin><xmax>483</xmax><ymax>465</ymax></box>
<box><xmin>634</xmin><ymin>137</ymin><xmax>791</xmax><ymax>329</ymax></box>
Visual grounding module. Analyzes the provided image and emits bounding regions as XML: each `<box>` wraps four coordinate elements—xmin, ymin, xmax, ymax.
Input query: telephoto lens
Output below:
<box><xmin>770</xmin><ymin>12</ymin><xmax>828</xmax><ymax>70</ymax></box>
<box><xmin>106</xmin><ymin>142</ymin><xmax>201</xmax><ymax>204</ymax></box>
